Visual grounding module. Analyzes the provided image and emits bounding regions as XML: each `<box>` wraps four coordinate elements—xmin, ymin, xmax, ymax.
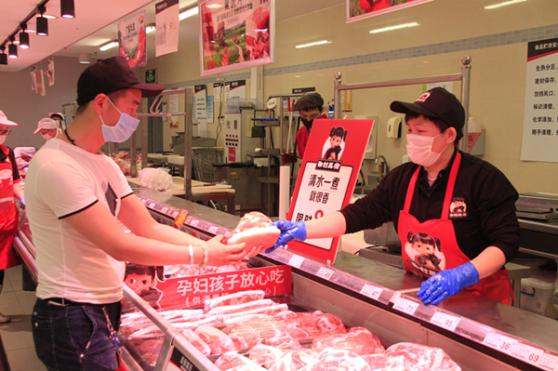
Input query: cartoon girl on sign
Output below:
<box><xmin>322</xmin><ymin>126</ymin><xmax>347</xmax><ymax>161</ymax></box>
<box><xmin>405</xmin><ymin>232</ymin><xmax>446</xmax><ymax>277</ymax></box>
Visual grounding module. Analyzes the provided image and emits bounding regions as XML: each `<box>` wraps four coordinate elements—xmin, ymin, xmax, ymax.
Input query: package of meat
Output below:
<box><xmin>312</xmin><ymin>327</ymin><xmax>384</xmax><ymax>355</ymax></box>
<box><xmin>225</xmin><ymin>211</ymin><xmax>280</xmax><ymax>252</ymax></box>
<box><xmin>223</xmin><ymin>313</ymin><xmax>273</xmax><ymax>327</ymax></box>
<box><xmin>195</xmin><ymin>325</ymin><xmax>237</xmax><ymax>356</ymax></box>
<box><xmin>214</xmin><ymin>351</ymin><xmax>264</xmax><ymax>370</ymax></box>
<box><xmin>207</xmin><ymin>299</ymin><xmax>274</xmax><ymax>316</ymax></box>
<box><xmin>204</xmin><ymin>290</ymin><xmax>266</xmax><ymax>312</ymax></box>
<box><xmin>260</xmin><ymin>327</ymin><xmax>300</xmax><ymax>349</ymax></box>
<box><xmin>269</xmin><ymin>349</ymin><xmax>319</xmax><ymax>371</ymax></box>
<box><xmin>248</xmin><ymin>344</ymin><xmax>284</xmax><ymax>369</ymax></box>
<box><xmin>385</xmin><ymin>343</ymin><xmax>461</xmax><ymax>371</ymax></box>
<box><xmin>181</xmin><ymin>329</ymin><xmax>211</xmax><ymax>357</ymax></box>
<box><xmin>159</xmin><ymin>309</ymin><xmax>206</xmax><ymax>323</ymax></box>
<box><xmin>172</xmin><ymin>315</ymin><xmax>224</xmax><ymax>330</ymax></box>
<box><xmin>223</xmin><ymin>303</ymin><xmax>289</xmax><ymax>321</ymax></box>
<box><xmin>229</xmin><ymin>326</ymin><xmax>261</xmax><ymax>351</ymax></box>
<box><xmin>310</xmin><ymin>348</ymin><xmax>371</xmax><ymax>371</ymax></box>
<box><xmin>361</xmin><ymin>353</ymin><xmax>407</xmax><ymax>370</ymax></box>
<box><xmin>277</xmin><ymin>311</ymin><xmax>346</xmax><ymax>340</ymax></box>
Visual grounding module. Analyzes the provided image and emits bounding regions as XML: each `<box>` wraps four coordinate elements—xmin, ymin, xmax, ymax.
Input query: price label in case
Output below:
<box><xmin>288</xmin><ymin>254</ymin><xmax>305</xmax><ymax>268</ymax></box>
<box><xmin>537</xmin><ymin>353</ymin><xmax>558</xmax><ymax>371</ymax></box>
<box><xmin>393</xmin><ymin>297</ymin><xmax>419</xmax><ymax>315</ymax></box>
<box><xmin>148</xmin><ymin>202</ymin><xmax>156</xmax><ymax>209</ymax></box>
<box><xmin>190</xmin><ymin>219</ymin><xmax>200</xmax><ymax>227</ymax></box>
<box><xmin>511</xmin><ymin>343</ymin><xmax>544</xmax><ymax>364</ymax></box>
<box><xmin>161</xmin><ymin>207</ymin><xmax>169</xmax><ymax>214</ymax></box>
<box><xmin>360</xmin><ymin>284</ymin><xmax>383</xmax><ymax>300</ymax></box>
<box><xmin>430</xmin><ymin>311</ymin><xmax>461</xmax><ymax>332</ymax></box>
<box><xmin>483</xmin><ymin>333</ymin><xmax>518</xmax><ymax>353</ymax></box>
<box><xmin>316</xmin><ymin>267</ymin><xmax>334</xmax><ymax>280</ymax></box>
<box><xmin>208</xmin><ymin>226</ymin><xmax>219</xmax><ymax>234</ymax></box>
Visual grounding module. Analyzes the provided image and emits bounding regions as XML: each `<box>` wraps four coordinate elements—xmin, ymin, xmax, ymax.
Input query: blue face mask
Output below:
<box><xmin>99</xmin><ymin>98</ymin><xmax>140</xmax><ymax>143</ymax></box>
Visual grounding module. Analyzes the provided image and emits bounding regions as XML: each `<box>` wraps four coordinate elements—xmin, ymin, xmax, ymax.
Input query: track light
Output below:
<box><xmin>0</xmin><ymin>48</ymin><xmax>7</xmax><ymax>65</ymax></box>
<box><xmin>60</xmin><ymin>0</ymin><xmax>75</xmax><ymax>18</ymax></box>
<box><xmin>37</xmin><ymin>5</ymin><xmax>49</xmax><ymax>36</ymax></box>
<box><xmin>8</xmin><ymin>43</ymin><xmax>17</xmax><ymax>59</ymax></box>
<box><xmin>19</xmin><ymin>23</ymin><xmax>30</xmax><ymax>49</ymax></box>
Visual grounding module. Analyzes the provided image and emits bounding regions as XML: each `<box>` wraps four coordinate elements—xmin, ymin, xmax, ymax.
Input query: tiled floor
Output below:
<box><xmin>0</xmin><ymin>265</ymin><xmax>47</xmax><ymax>371</ymax></box>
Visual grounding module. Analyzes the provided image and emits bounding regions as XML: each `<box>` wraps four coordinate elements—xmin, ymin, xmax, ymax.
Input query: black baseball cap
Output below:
<box><xmin>77</xmin><ymin>56</ymin><xmax>164</xmax><ymax>106</ymax></box>
<box><xmin>294</xmin><ymin>92</ymin><xmax>324</xmax><ymax>111</ymax></box>
<box><xmin>390</xmin><ymin>87</ymin><xmax>465</xmax><ymax>139</ymax></box>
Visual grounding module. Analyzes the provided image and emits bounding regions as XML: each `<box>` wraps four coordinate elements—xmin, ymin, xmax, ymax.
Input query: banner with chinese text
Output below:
<box><xmin>520</xmin><ymin>37</ymin><xmax>558</xmax><ymax>162</ymax></box>
<box><xmin>199</xmin><ymin>0</ymin><xmax>274</xmax><ymax>76</ymax></box>
<box><xmin>119</xmin><ymin>12</ymin><xmax>147</xmax><ymax>68</ymax></box>
<box><xmin>347</xmin><ymin>0</ymin><xmax>433</xmax><ymax>23</ymax></box>
<box><xmin>155</xmin><ymin>0</ymin><xmax>180</xmax><ymax>57</ymax></box>
<box><xmin>287</xmin><ymin>119</ymin><xmax>374</xmax><ymax>264</ymax></box>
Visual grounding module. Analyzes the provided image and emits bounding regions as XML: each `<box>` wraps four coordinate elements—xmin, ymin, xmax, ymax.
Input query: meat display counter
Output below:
<box><xmin>13</xmin><ymin>186</ymin><xmax>558</xmax><ymax>371</ymax></box>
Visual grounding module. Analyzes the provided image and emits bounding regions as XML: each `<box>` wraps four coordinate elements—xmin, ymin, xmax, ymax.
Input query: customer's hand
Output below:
<box><xmin>205</xmin><ymin>235</ymin><xmax>247</xmax><ymax>265</ymax></box>
<box><xmin>266</xmin><ymin>220</ymin><xmax>307</xmax><ymax>253</ymax></box>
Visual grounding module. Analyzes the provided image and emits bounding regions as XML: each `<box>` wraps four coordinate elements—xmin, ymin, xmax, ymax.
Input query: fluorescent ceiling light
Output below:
<box><xmin>146</xmin><ymin>23</ymin><xmax>156</xmax><ymax>34</ymax></box>
<box><xmin>179</xmin><ymin>7</ymin><xmax>199</xmax><ymax>21</ymax></box>
<box><xmin>484</xmin><ymin>0</ymin><xmax>527</xmax><ymax>10</ymax></box>
<box><xmin>43</xmin><ymin>14</ymin><xmax>57</xmax><ymax>19</ymax></box>
<box><xmin>295</xmin><ymin>40</ymin><xmax>332</xmax><ymax>49</ymax></box>
<box><xmin>206</xmin><ymin>3</ymin><xmax>222</xmax><ymax>9</ymax></box>
<box><xmin>369</xmin><ymin>22</ymin><xmax>419</xmax><ymax>34</ymax></box>
<box><xmin>99</xmin><ymin>40</ymin><xmax>119</xmax><ymax>51</ymax></box>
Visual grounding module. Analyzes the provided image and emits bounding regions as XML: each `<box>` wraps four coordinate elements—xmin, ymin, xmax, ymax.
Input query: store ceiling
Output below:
<box><xmin>0</xmin><ymin>0</ymin><xmax>343</xmax><ymax>72</ymax></box>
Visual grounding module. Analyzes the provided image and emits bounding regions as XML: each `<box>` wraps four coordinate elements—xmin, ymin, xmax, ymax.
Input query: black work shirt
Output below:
<box><xmin>341</xmin><ymin>150</ymin><xmax>519</xmax><ymax>262</ymax></box>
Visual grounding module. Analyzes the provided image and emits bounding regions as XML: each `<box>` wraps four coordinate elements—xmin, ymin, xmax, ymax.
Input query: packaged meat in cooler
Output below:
<box><xmin>207</xmin><ymin>299</ymin><xmax>274</xmax><ymax>316</ymax></box>
<box><xmin>361</xmin><ymin>353</ymin><xmax>407</xmax><ymax>371</ymax></box>
<box><xmin>195</xmin><ymin>325</ymin><xmax>237</xmax><ymax>356</ymax></box>
<box><xmin>277</xmin><ymin>311</ymin><xmax>346</xmax><ymax>340</ymax></box>
<box><xmin>310</xmin><ymin>348</ymin><xmax>371</xmax><ymax>371</ymax></box>
<box><xmin>260</xmin><ymin>327</ymin><xmax>300</xmax><ymax>349</ymax></box>
<box><xmin>172</xmin><ymin>315</ymin><xmax>224</xmax><ymax>330</ymax></box>
<box><xmin>385</xmin><ymin>342</ymin><xmax>461</xmax><ymax>371</ymax></box>
<box><xmin>223</xmin><ymin>303</ymin><xmax>289</xmax><ymax>320</ymax></box>
<box><xmin>316</xmin><ymin>312</ymin><xmax>346</xmax><ymax>334</ymax></box>
<box><xmin>181</xmin><ymin>329</ymin><xmax>211</xmax><ymax>356</ymax></box>
<box><xmin>126</xmin><ymin>335</ymin><xmax>165</xmax><ymax>367</ymax></box>
<box><xmin>249</xmin><ymin>344</ymin><xmax>285</xmax><ymax>368</ymax></box>
<box><xmin>312</xmin><ymin>327</ymin><xmax>384</xmax><ymax>355</ymax></box>
<box><xmin>214</xmin><ymin>351</ymin><xmax>264</xmax><ymax>370</ymax></box>
<box><xmin>204</xmin><ymin>290</ymin><xmax>266</xmax><ymax>312</ymax></box>
<box><xmin>229</xmin><ymin>326</ymin><xmax>261</xmax><ymax>351</ymax></box>
<box><xmin>159</xmin><ymin>308</ymin><xmax>206</xmax><ymax>323</ymax></box>
<box><xmin>225</xmin><ymin>211</ymin><xmax>280</xmax><ymax>252</ymax></box>
<box><xmin>223</xmin><ymin>313</ymin><xmax>273</xmax><ymax>327</ymax></box>
<box><xmin>269</xmin><ymin>349</ymin><xmax>319</xmax><ymax>371</ymax></box>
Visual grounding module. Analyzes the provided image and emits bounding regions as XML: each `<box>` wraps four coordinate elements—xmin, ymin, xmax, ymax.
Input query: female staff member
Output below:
<box><xmin>0</xmin><ymin>110</ymin><xmax>24</xmax><ymax>323</ymax></box>
<box><xmin>271</xmin><ymin>88</ymin><xmax>519</xmax><ymax>305</ymax></box>
<box><xmin>33</xmin><ymin>117</ymin><xmax>60</xmax><ymax>141</ymax></box>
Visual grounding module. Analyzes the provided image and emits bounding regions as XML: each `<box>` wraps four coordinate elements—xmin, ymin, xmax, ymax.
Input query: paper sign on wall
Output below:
<box><xmin>119</xmin><ymin>12</ymin><xmax>147</xmax><ymax>68</ymax></box>
<box><xmin>155</xmin><ymin>0</ymin><xmax>179</xmax><ymax>57</ymax></box>
<box><xmin>287</xmin><ymin>119</ymin><xmax>374</xmax><ymax>264</ymax></box>
<box><xmin>194</xmin><ymin>84</ymin><xmax>209</xmax><ymax>137</ymax></box>
<box><xmin>520</xmin><ymin>37</ymin><xmax>558</xmax><ymax>163</ymax></box>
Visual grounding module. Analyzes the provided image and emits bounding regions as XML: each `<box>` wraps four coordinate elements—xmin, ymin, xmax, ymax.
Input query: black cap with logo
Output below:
<box><xmin>390</xmin><ymin>87</ymin><xmax>465</xmax><ymax>139</ymax></box>
<box><xmin>77</xmin><ymin>56</ymin><xmax>165</xmax><ymax>106</ymax></box>
<box><xmin>294</xmin><ymin>92</ymin><xmax>324</xmax><ymax>111</ymax></box>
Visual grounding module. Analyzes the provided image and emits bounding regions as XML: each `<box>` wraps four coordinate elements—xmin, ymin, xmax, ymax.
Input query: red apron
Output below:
<box><xmin>398</xmin><ymin>152</ymin><xmax>513</xmax><ymax>304</ymax></box>
<box><xmin>0</xmin><ymin>145</ymin><xmax>20</xmax><ymax>270</ymax></box>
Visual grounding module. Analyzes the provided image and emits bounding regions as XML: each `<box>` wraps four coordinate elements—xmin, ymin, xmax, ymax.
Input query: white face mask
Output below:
<box><xmin>0</xmin><ymin>135</ymin><xmax>6</xmax><ymax>145</ymax></box>
<box><xmin>406</xmin><ymin>133</ymin><xmax>444</xmax><ymax>167</ymax></box>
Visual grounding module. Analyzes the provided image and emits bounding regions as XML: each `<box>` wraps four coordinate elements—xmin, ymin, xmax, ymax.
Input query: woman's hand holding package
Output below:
<box><xmin>206</xmin><ymin>235</ymin><xmax>247</xmax><ymax>265</ymax></box>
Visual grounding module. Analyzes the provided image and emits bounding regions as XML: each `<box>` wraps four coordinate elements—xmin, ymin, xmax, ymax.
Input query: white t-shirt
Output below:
<box><xmin>25</xmin><ymin>138</ymin><xmax>133</xmax><ymax>304</ymax></box>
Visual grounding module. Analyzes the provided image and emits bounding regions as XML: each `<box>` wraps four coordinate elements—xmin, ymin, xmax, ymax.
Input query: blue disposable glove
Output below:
<box><xmin>417</xmin><ymin>262</ymin><xmax>480</xmax><ymax>305</ymax></box>
<box><xmin>18</xmin><ymin>198</ymin><xmax>26</xmax><ymax>209</ymax></box>
<box><xmin>266</xmin><ymin>220</ymin><xmax>307</xmax><ymax>253</ymax></box>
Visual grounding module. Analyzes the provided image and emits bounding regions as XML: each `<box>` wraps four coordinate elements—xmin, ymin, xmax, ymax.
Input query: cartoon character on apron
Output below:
<box><xmin>398</xmin><ymin>152</ymin><xmax>513</xmax><ymax>304</ymax></box>
<box><xmin>0</xmin><ymin>145</ymin><xmax>20</xmax><ymax>270</ymax></box>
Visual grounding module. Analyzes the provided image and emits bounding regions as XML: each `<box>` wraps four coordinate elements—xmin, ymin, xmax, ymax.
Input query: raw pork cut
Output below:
<box><xmin>204</xmin><ymin>290</ymin><xmax>265</xmax><ymax>312</ymax></box>
<box><xmin>249</xmin><ymin>344</ymin><xmax>284</xmax><ymax>368</ymax></box>
<box><xmin>215</xmin><ymin>352</ymin><xmax>264</xmax><ymax>370</ymax></box>
<box><xmin>225</xmin><ymin>211</ymin><xmax>280</xmax><ymax>252</ymax></box>
<box><xmin>194</xmin><ymin>325</ymin><xmax>236</xmax><ymax>355</ymax></box>
<box><xmin>269</xmin><ymin>349</ymin><xmax>319</xmax><ymax>371</ymax></box>
<box><xmin>207</xmin><ymin>299</ymin><xmax>274</xmax><ymax>315</ymax></box>
<box><xmin>181</xmin><ymin>329</ymin><xmax>211</xmax><ymax>356</ymax></box>
<box><xmin>385</xmin><ymin>343</ymin><xmax>461</xmax><ymax>371</ymax></box>
<box><xmin>229</xmin><ymin>326</ymin><xmax>261</xmax><ymax>351</ymax></box>
<box><xmin>312</xmin><ymin>327</ymin><xmax>384</xmax><ymax>355</ymax></box>
<box><xmin>310</xmin><ymin>348</ymin><xmax>371</xmax><ymax>371</ymax></box>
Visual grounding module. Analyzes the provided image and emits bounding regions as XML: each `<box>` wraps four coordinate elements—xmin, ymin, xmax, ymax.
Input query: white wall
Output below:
<box><xmin>0</xmin><ymin>56</ymin><xmax>87</xmax><ymax>149</ymax></box>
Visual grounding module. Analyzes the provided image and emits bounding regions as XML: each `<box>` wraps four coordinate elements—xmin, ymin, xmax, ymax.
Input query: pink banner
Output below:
<box><xmin>347</xmin><ymin>0</ymin><xmax>434</xmax><ymax>23</ymax></box>
<box><xmin>119</xmin><ymin>12</ymin><xmax>147</xmax><ymax>69</ymax></box>
<box><xmin>199</xmin><ymin>0</ymin><xmax>274</xmax><ymax>76</ymax></box>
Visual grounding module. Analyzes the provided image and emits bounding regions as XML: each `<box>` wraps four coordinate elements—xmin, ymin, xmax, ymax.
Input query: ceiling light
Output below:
<box><xmin>60</xmin><ymin>0</ymin><xmax>75</xmax><ymax>18</ymax></box>
<box><xmin>484</xmin><ymin>0</ymin><xmax>527</xmax><ymax>10</ymax></box>
<box><xmin>179</xmin><ymin>7</ymin><xmax>199</xmax><ymax>21</ymax></box>
<box><xmin>295</xmin><ymin>40</ymin><xmax>332</xmax><ymax>49</ymax></box>
<box><xmin>0</xmin><ymin>49</ymin><xmax>7</xmax><ymax>65</ymax></box>
<box><xmin>37</xmin><ymin>5</ymin><xmax>49</xmax><ymax>36</ymax></box>
<box><xmin>8</xmin><ymin>43</ymin><xmax>17</xmax><ymax>59</ymax></box>
<box><xmin>78</xmin><ymin>53</ymin><xmax>91</xmax><ymax>64</ymax></box>
<box><xmin>146</xmin><ymin>23</ymin><xmax>156</xmax><ymax>34</ymax></box>
<box><xmin>19</xmin><ymin>32</ymin><xmax>30</xmax><ymax>49</ymax></box>
<box><xmin>99</xmin><ymin>40</ymin><xmax>119</xmax><ymax>51</ymax></box>
<box><xmin>369</xmin><ymin>22</ymin><xmax>419</xmax><ymax>34</ymax></box>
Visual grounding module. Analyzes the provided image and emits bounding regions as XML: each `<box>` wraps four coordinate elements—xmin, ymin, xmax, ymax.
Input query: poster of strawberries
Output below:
<box><xmin>118</xmin><ymin>12</ymin><xmax>147</xmax><ymax>69</ymax></box>
<box><xmin>347</xmin><ymin>0</ymin><xmax>433</xmax><ymax>23</ymax></box>
<box><xmin>199</xmin><ymin>0</ymin><xmax>274</xmax><ymax>76</ymax></box>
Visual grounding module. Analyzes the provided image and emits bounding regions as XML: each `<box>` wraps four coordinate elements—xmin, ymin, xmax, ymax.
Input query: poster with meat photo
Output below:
<box><xmin>346</xmin><ymin>0</ymin><xmax>434</xmax><ymax>23</ymax></box>
<box><xmin>119</xmin><ymin>11</ymin><xmax>147</xmax><ymax>69</ymax></box>
<box><xmin>198</xmin><ymin>0</ymin><xmax>274</xmax><ymax>76</ymax></box>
